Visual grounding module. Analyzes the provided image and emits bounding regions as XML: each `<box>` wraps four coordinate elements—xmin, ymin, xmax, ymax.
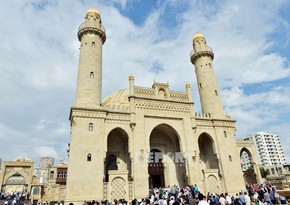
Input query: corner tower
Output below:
<box><xmin>190</xmin><ymin>32</ymin><xmax>224</xmax><ymax>117</ymax></box>
<box><xmin>75</xmin><ymin>8</ymin><xmax>106</xmax><ymax>108</ymax></box>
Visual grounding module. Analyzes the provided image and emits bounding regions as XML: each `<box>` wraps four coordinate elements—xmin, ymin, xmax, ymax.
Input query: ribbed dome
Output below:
<box><xmin>102</xmin><ymin>89</ymin><xmax>129</xmax><ymax>106</ymax></box>
<box><xmin>86</xmin><ymin>8</ymin><xmax>100</xmax><ymax>16</ymax></box>
<box><xmin>192</xmin><ymin>32</ymin><xmax>205</xmax><ymax>42</ymax></box>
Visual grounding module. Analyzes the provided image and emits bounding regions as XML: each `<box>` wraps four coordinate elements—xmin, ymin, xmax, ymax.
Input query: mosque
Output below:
<box><xmin>65</xmin><ymin>8</ymin><xmax>261</xmax><ymax>204</ymax></box>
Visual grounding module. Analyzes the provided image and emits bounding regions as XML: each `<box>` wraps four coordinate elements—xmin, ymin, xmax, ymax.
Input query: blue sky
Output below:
<box><xmin>0</xmin><ymin>0</ymin><xmax>290</xmax><ymax>165</ymax></box>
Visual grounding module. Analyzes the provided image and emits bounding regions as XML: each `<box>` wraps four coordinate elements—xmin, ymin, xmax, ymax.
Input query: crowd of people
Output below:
<box><xmin>1</xmin><ymin>183</ymin><xmax>288</xmax><ymax>205</ymax></box>
<box><xmin>137</xmin><ymin>183</ymin><xmax>287</xmax><ymax>205</ymax></box>
<box><xmin>1</xmin><ymin>191</ymin><xmax>27</xmax><ymax>201</ymax></box>
<box><xmin>79</xmin><ymin>183</ymin><xmax>288</xmax><ymax>205</ymax></box>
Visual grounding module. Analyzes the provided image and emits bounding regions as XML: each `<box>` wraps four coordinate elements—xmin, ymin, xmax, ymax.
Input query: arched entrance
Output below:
<box><xmin>105</xmin><ymin>128</ymin><xmax>131</xmax><ymax>202</ymax></box>
<box><xmin>240</xmin><ymin>148</ymin><xmax>257</xmax><ymax>184</ymax></box>
<box><xmin>198</xmin><ymin>133</ymin><xmax>220</xmax><ymax>194</ymax></box>
<box><xmin>105</xmin><ymin>128</ymin><xmax>131</xmax><ymax>181</ymax></box>
<box><xmin>198</xmin><ymin>133</ymin><xmax>218</xmax><ymax>169</ymax></box>
<box><xmin>149</xmin><ymin>124</ymin><xmax>186</xmax><ymax>187</ymax></box>
<box><xmin>4</xmin><ymin>173</ymin><xmax>27</xmax><ymax>193</ymax></box>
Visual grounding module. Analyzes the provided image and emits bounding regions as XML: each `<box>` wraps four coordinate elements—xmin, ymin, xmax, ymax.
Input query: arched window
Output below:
<box><xmin>33</xmin><ymin>187</ymin><xmax>39</xmax><ymax>195</ymax></box>
<box><xmin>215</xmin><ymin>90</ymin><xmax>218</xmax><ymax>96</ymax></box>
<box><xmin>199</xmin><ymin>83</ymin><xmax>202</xmax><ymax>89</ymax></box>
<box><xmin>92</xmin><ymin>42</ymin><xmax>95</xmax><ymax>47</ymax></box>
<box><xmin>89</xmin><ymin>123</ymin><xmax>93</xmax><ymax>131</ymax></box>
<box><xmin>158</xmin><ymin>89</ymin><xmax>165</xmax><ymax>99</ymax></box>
<box><xmin>224</xmin><ymin>131</ymin><xmax>227</xmax><ymax>138</ymax></box>
<box><xmin>229</xmin><ymin>155</ymin><xmax>232</xmax><ymax>162</ymax></box>
<box><xmin>87</xmin><ymin>153</ymin><xmax>92</xmax><ymax>161</ymax></box>
<box><xmin>90</xmin><ymin>72</ymin><xmax>94</xmax><ymax>78</ymax></box>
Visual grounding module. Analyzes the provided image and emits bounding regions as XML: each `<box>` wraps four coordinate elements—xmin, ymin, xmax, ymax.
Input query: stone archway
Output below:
<box><xmin>198</xmin><ymin>133</ymin><xmax>220</xmax><ymax>193</ymax></box>
<box><xmin>105</xmin><ymin>128</ymin><xmax>131</xmax><ymax>181</ymax></box>
<box><xmin>198</xmin><ymin>133</ymin><xmax>218</xmax><ymax>169</ymax></box>
<box><xmin>149</xmin><ymin>124</ymin><xmax>186</xmax><ymax>187</ymax></box>
<box><xmin>4</xmin><ymin>173</ymin><xmax>27</xmax><ymax>193</ymax></box>
<box><xmin>240</xmin><ymin>148</ymin><xmax>257</xmax><ymax>184</ymax></box>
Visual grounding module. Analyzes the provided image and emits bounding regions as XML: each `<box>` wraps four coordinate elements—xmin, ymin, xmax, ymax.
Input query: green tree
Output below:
<box><xmin>260</xmin><ymin>167</ymin><xmax>269</xmax><ymax>178</ymax></box>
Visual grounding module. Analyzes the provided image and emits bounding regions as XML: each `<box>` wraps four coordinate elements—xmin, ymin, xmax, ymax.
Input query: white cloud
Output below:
<box><xmin>33</xmin><ymin>146</ymin><xmax>58</xmax><ymax>159</ymax></box>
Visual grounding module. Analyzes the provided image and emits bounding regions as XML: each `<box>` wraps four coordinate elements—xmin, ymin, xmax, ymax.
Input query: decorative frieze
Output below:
<box><xmin>213</xmin><ymin>120</ymin><xmax>235</xmax><ymax>128</ymax></box>
<box><xmin>135</xmin><ymin>100</ymin><xmax>191</xmax><ymax>117</ymax></box>
<box><xmin>134</xmin><ymin>86</ymin><xmax>155</xmax><ymax>98</ymax></box>
<box><xmin>195</xmin><ymin>119</ymin><xmax>214</xmax><ymax>127</ymax></box>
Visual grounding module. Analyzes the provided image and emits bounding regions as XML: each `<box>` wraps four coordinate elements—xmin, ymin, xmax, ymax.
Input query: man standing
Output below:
<box><xmin>244</xmin><ymin>192</ymin><xmax>250</xmax><ymax>205</ymax></box>
<box><xmin>219</xmin><ymin>194</ymin><xmax>226</xmax><ymax>205</ymax></box>
<box><xmin>198</xmin><ymin>193</ymin><xmax>209</xmax><ymax>205</ymax></box>
<box><xmin>239</xmin><ymin>192</ymin><xmax>245</xmax><ymax>205</ymax></box>
<box><xmin>225</xmin><ymin>193</ymin><xmax>232</xmax><ymax>205</ymax></box>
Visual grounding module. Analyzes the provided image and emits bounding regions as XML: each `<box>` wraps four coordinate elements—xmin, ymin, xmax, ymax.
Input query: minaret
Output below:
<box><xmin>75</xmin><ymin>8</ymin><xmax>106</xmax><ymax>108</ymax></box>
<box><xmin>190</xmin><ymin>32</ymin><xmax>224</xmax><ymax>117</ymax></box>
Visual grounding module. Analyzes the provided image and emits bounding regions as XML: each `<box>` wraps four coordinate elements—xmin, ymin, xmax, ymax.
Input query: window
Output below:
<box><xmin>199</xmin><ymin>83</ymin><xmax>202</xmax><ymax>89</ymax></box>
<box><xmin>158</xmin><ymin>89</ymin><xmax>165</xmax><ymax>99</ymax></box>
<box><xmin>92</xmin><ymin>42</ymin><xmax>95</xmax><ymax>47</ymax></box>
<box><xmin>49</xmin><ymin>171</ymin><xmax>54</xmax><ymax>179</ymax></box>
<box><xmin>90</xmin><ymin>72</ymin><xmax>94</xmax><ymax>78</ymax></box>
<box><xmin>224</xmin><ymin>131</ymin><xmax>227</xmax><ymax>138</ymax></box>
<box><xmin>89</xmin><ymin>123</ymin><xmax>93</xmax><ymax>131</ymax></box>
<box><xmin>271</xmin><ymin>168</ymin><xmax>275</xmax><ymax>174</ymax></box>
<box><xmin>215</xmin><ymin>90</ymin><xmax>218</xmax><ymax>96</ymax></box>
<box><xmin>87</xmin><ymin>153</ymin><xmax>92</xmax><ymax>161</ymax></box>
<box><xmin>57</xmin><ymin>172</ymin><xmax>67</xmax><ymax>178</ymax></box>
<box><xmin>33</xmin><ymin>187</ymin><xmax>39</xmax><ymax>195</ymax></box>
<box><xmin>229</xmin><ymin>155</ymin><xmax>232</xmax><ymax>162</ymax></box>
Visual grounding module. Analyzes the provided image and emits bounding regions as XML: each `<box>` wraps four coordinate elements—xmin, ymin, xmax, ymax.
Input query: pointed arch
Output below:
<box><xmin>149</xmin><ymin>123</ymin><xmax>186</xmax><ymax>187</ymax></box>
<box><xmin>198</xmin><ymin>132</ymin><xmax>218</xmax><ymax>169</ymax></box>
<box><xmin>149</xmin><ymin>123</ymin><xmax>182</xmax><ymax>152</ymax></box>
<box><xmin>240</xmin><ymin>147</ymin><xmax>254</xmax><ymax>171</ymax></box>
<box><xmin>105</xmin><ymin>127</ymin><xmax>131</xmax><ymax>182</ymax></box>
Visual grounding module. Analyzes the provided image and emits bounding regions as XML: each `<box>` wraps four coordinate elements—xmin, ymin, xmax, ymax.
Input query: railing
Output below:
<box><xmin>195</xmin><ymin>112</ymin><xmax>211</xmax><ymax>118</ymax></box>
<box><xmin>78</xmin><ymin>22</ymin><xmax>106</xmax><ymax>33</ymax></box>
<box><xmin>190</xmin><ymin>46</ymin><xmax>213</xmax><ymax>56</ymax></box>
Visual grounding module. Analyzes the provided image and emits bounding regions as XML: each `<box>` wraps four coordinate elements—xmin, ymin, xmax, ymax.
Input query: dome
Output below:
<box><xmin>86</xmin><ymin>8</ymin><xmax>100</xmax><ymax>16</ymax></box>
<box><xmin>102</xmin><ymin>89</ymin><xmax>129</xmax><ymax>107</ymax></box>
<box><xmin>192</xmin><ymin>32</ymin><xmax>205</xmax><ymax>42</ymax></box>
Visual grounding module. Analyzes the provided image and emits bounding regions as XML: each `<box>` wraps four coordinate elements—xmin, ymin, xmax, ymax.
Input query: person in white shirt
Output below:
<box><xmin>225</xmin><ymin>193</ymin><xmax>232</xmax><ymax>205</ymax></box>
<box><xmin>169</xmin><ymin>196</ymin><xmax>175</xmax><ymax>205</ymax></box>
<box><xmin>219</xmin><ymin>194</ymin><xmax>226</xmax><ymax>205</ymax></box>
<box><xmin>198</xmin><ymin>193</ymin><xmax>209</xmax><ymax>205</ymax></box>
<box><xmin>159</xmin><ymin>197</ymin><xmax>167</xmax><ymax>205</ymax></box>
<box><xmin>244</xmin><ymin>192</ymin><xmax>251</xmax><ymax>205</ymax></box>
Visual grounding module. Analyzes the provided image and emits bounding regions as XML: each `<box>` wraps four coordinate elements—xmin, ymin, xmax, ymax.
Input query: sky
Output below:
<box><xmin>0</xmin><ymin>0</ymin><xmax>290</xmax><ymax>166</ymax></box>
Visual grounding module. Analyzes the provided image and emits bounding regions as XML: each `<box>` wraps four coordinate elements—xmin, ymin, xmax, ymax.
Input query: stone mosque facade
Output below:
<box><xmin>65</xmin><ymin>8</ymin><xmax>261</xmax><ymax>204</ymax></box>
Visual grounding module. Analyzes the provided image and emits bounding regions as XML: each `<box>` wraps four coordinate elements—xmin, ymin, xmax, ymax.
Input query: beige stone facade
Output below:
<box><xmin>65</xmin><ymin>8</ymin><xmax>261</xmax><ymax>204</ymax></box>
<box><xmin>0</xmin><ymin>159</ymin><xmax>34</xmax><ymax>195</ymax></box>
<box><xmin>30</xmin><ymin>165</ymin><xmax>67</xmax><ymax>204</ymax></box>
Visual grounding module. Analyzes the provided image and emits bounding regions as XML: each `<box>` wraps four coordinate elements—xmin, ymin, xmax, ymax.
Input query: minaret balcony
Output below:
<box><xmin>190</xmin><ymin>46</ymin><xmax>214</xmax><ymax>63</ymax></box>
<box><xmin>78</xmin><ymin>22</ymin><xmax>106</xmax><ymax>43</ymax></box>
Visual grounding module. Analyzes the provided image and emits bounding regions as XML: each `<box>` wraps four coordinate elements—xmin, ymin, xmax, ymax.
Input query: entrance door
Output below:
<box><xmin>148</xmin><ymin>162</ymin><xmax>165</xmax><ymax>188</ymax></box>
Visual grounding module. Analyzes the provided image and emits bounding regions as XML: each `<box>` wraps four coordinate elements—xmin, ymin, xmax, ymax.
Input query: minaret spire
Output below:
<box><xmin>75</xmin><ymin>8</ymin><xmax>106</xmax><ymax>108</ymax></box>
<box><xmin>190</xmin><ymin>32</ymin><xmax>224</xmax><ymax>117</ymax></box>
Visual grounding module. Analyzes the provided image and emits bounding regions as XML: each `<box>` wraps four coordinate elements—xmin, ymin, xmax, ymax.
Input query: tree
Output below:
<box><xmin>260</xmin><ymin>167</ymin><xmax>269</xmax><ymax>178</ymax></box>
